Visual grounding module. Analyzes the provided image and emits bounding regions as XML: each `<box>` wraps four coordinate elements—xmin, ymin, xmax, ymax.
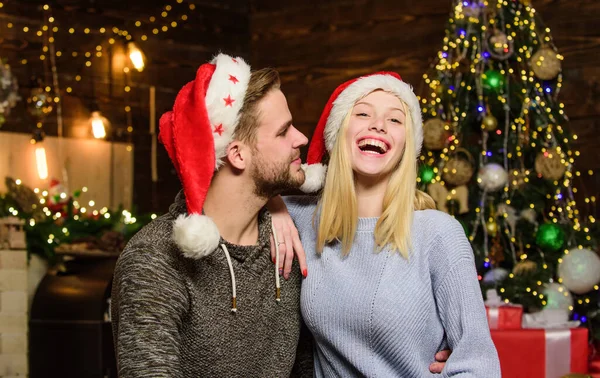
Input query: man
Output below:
<box><xmin>111</xmin><ymin>53</ymin><xmax>450</xmax><ymax>377</ymax></box>
<box><xmin>111</xmin><ymin>53</ymin><xmax>310</xmax><ymax>377</ymax></box>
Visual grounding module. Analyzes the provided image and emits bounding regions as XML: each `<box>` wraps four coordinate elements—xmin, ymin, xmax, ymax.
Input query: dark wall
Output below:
<box><xmin>2</xmin><ymin>0</ymin><xmax>599</xmax><ymax>215</ymax></box>
<box><xmin>250</xmin><ymin>0</ymin><xmax>600</xmax><ymax>216</ymax></box>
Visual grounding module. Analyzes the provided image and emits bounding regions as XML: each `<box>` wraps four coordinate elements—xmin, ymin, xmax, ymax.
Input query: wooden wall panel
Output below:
<box><xmin>2</xmin><ymin>0</ymin><xmax>598</xmax><ymax>215</ymax></box>
<box><xmin>0</xmin><ymin>0</ymin><xmax>250</xmax><ymax>212</ymax></box>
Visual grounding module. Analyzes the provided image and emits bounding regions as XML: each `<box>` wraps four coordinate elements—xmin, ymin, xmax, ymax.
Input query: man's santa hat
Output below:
<box><xmin>299</xmin><ymin>71</ymin><xmax>423</xmax><ymax>193</ymax></box>
<box><xmin>159</xmin><ymin>53</ymin><xmax>251</xmax><ymax>259</ymax></box>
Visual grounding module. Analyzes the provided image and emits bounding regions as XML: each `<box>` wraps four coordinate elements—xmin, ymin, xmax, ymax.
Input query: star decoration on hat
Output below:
<box><xmin>228</xmin><ymin>75</ymin><xmax>239</xmax><ymax>84</ymax></box>
<box><xmin>213</xmin><ymin>124</ymin><xmax>224</xmax><ymax>136</ymax></box>
<box><xmin>223</xmin><ymin>95</ymin><xmax>235</xmax><ymax>107</ymax></box>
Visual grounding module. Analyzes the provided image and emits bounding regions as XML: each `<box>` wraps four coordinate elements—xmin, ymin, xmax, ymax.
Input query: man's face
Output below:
<box><xmin>249</xmin><ymin>89</ymin><xmax>308</xmax><ymax>198</ymax></box>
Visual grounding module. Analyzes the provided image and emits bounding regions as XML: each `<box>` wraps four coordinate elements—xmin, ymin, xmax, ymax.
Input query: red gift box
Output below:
<box><xmin>589</xmin><ymin>351</ymin><xmax>600</xmax><ymax>376</ymax></box>
<box><xmin>486</xmin><ymin>305</ymin><xmax>523</xmax><ymax>329</ymax></box>
<box><xmin>491</xmin><ymin>328</ymin><xmax>588</xmax><ymax>378</ymax></box>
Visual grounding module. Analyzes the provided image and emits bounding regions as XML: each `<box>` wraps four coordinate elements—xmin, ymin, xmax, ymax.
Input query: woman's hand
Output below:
<box><xmin>268</xmin><ymin>196</ymin><xmax>308</xmax><ymax>280</ymax></box>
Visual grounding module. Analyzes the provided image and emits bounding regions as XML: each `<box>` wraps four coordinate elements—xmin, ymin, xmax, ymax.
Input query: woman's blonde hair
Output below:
<box><xmin>316</xmin><ymin>92</ymin><xmax>435</xmax><ymax>258</ymax></box>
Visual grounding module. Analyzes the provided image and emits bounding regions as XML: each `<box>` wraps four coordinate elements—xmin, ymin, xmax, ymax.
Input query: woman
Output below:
<box><xmin>270</xmin><ymin>72</ymin><xmax>500</xmax><ymax>376</ymax></box>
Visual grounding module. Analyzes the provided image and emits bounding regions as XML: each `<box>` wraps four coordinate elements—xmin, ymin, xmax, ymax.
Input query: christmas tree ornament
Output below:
<box><xmin>513</xmin><ymin>260</ymin><xmax>537</xmax><ymax>276</ymax></box>
<box><xmin>423</xmin><ymin>118</ymin><xmax>449</xmax><ymax>150</ymax></box>
<box><xmin>477</xmin><ymin>163</ymin><xmax>508</xmax><ymax>192</ymax></box>
<box><xmin>530</xmin><ymin>46</ymin><xmax>561</xmax><ymax>80</ymax></box>
<box><xmin>26</xmin><ymin>78</ymin><xmax>54</xmax><ymax>121</ymax></box>
<box><xmin>483</xmin><ymin>69</ymin><xmax>504</xmax><ymax>90</ymax></box>
<box><xmin>535</xmin><ymin>223</ymin><xmax>565</xmax><ymax>251</ymax></box>
<box><xmin>497</xmin><ymin>203</ymin><xmax>518</xmax><ymax>230</ymax></box>
<box><xmin>535</xmin><ymin>147</ymin><xmax>567</xmax><ymax>181</ymax></box>
<box><xmin>486</xmin><ymin>29</ymin><xmax>513</xmax><ymax>60</ymax></box>
<box><xmin>47</xmin><ymin>179</ymin><xmax>70</xmax><ymax>213</ymax></box>
<box><xmin>481</xmin><ymin>114</ymin><xmax>498</xmax><ymax>131</ymax></box>
<box><xmin>0</xmin><ymin>59</ymin><xmax>20</xmax><ymax>126</ymax></box>
<box><xmin>483</xmin><ymin>267</ymin><xmax>509</xmax><ymax>284</ymax></box>
<box><xmin>418</xmin><ymin>165</ymin><xmax>435</xmax><ymax>184</ymax></box>
<box><xmin>462</xmin><ymin>2</ymin><xmax>481</xmax><ymax>18</ymax></box>
<box><xmin>558</xmin><ymin>248</ymin><xmax>600</xmax><ymax>294</ymax></box>
<box><xmin>486</xmin><ymin>217</ymin><xmax>499</xmax><ymax>237</ymax></box>
<box><xmin>442</xmin><ymin>148</ymin><xmax>475</xmax><ymax>186</ymax></box>
<box><xmin>519</xmin><ymin>208</ymin><xmax>537</xmax><ymax>224</ymax></box>
<box><xmin>427</xmin><ymin>182</ymin><xmax>469</xmax><ymax>214</ymax></box>
<box><xmin>543</xmin><ymin>282</ymin><xmax>573</xmax><ymax>312</ymax></box>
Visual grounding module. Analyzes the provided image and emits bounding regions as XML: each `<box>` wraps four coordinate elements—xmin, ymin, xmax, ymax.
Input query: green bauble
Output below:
<box><xmin>483</xmin><ymin>69</ymin><xmax>504</xmax><ymax>90</ymax></box>
<box><xmin>535</xmin><ymin>223</ymin><xmax>565</xmax><ymax>251</ymax></box>
<box><xmin>419</xmin><ymin>165</ymin><xmax>435</xmax><ymax>184</ymax></box>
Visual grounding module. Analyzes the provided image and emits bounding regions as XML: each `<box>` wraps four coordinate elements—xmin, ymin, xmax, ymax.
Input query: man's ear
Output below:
<box><xmin>226</xmin><ymin>140</ymin><xmax>250</xmax><ymax>170</ymax></box>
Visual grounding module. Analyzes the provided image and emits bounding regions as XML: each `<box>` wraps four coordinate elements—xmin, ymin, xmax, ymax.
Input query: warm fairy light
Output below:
<box><xmin>90</xmin><ymin>111</ymin><xmax>108</xmax><ymax>139</ymax></box>
<box><xmin>127</xmin><ymin>42</ymin><xmax>145</xmax><ymax>72</ymax></box>
<box><xmin>35</xmin><ymin>147</ymin><xmax>49</xmax><ymax>180</ymax></box>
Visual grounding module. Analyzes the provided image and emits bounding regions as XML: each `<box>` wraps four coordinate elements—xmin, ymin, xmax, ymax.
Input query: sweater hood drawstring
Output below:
<box><xmin>221</xmin><ymin>219</ymin><xmax>281</xmax><ymax>313</ymax></box>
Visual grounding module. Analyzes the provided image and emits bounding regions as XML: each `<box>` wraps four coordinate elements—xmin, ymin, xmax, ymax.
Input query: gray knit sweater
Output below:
<box><xmin>111</xmin><ymin>192</ymin><xmax>311</xmax><ymax>377</ymax></box>
<box><xmin>284</xmin><ymin>195</ymin><xmax>501</xmax><ymax>377</ymax></box>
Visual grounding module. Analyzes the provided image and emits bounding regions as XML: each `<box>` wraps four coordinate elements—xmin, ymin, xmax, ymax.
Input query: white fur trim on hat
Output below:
<box><xmin>205</xmin><ymin>54</ymin><xmax>251</xmax><ymax>169</ymax></box>
<box><xmin>299</xmin><ymin>163</ymin><xmax>327</xmax><ymax>193</ymax></box>
<box><xmin>324</xmin><ymin>74</ymin><xmax>423</xmax><ymax>156</ymax></box>
<box><xmin>173</xmin><ymin>213</ymin><xmax>220</xmax><ymax>259</ymax></box>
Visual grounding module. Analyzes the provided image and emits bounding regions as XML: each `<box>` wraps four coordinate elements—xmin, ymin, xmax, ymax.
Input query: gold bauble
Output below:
<box><xmin>530</xmin><ymin>46</ymin><xmax>561</xmax><ymax>80</ymax></box>
<box><xmin>486</xmin><ymin>219</ymin><xmax>498</xmax><ymax>237</ymax></box>
<box><xmin>513</xmin><ymin>260</ymin><xmax>538</xmax><ymax>276</ymax></box>
<box><xmin>442</xmin><ymin>148</ymin><xmax>475</xmax><ymax>186</ymax></box>
<box><xmin>482</xmin><ymin>114</ymin><xmax>498</xmax><ymax>131</ymax></box>
<box><xmin>560</xmin><ymin>374</ymin><xmax>592</xmax><ymax>378</ymax></box>
<box><xmin>535</xmin><ymin>147</ymin><xmax>567</xmax><ymax>181</ymax></box>
<box><xmin>423</xmin><ymin>118</ymin><xmax>449</xmax><ymax>151</ymax></box>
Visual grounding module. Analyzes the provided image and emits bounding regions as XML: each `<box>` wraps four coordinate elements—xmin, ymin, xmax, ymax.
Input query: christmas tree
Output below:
<box><xmin>417</xmin><ymin>0</ymin><xmax>600</xmax><ymax>339</ymax></box>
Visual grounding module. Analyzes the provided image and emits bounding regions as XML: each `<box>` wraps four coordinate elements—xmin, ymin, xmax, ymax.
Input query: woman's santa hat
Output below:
<box><xmin>299</xmin><ymin>71</ymin><xmax>424</xmax><ymax>193</ymax></box>
<box><xmin>158</xmin><ymin>53</ymin><xmax>251</xmax><ymax>259</ymax></box>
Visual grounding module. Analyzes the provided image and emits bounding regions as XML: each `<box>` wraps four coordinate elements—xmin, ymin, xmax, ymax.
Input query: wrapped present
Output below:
<box><xmin>588</xmin><ymin>347</ymin><xmax>600</xmax><ymax>376</ymax></box>
<box><xmin>485</xmin><ymin>289</ymin><xmax>523</xmax><ymax>330</ymax></box>
<box><xmin>490</xmin><ymin>328</ymin><xmax>588</xmax><ymax>378</ymax></box>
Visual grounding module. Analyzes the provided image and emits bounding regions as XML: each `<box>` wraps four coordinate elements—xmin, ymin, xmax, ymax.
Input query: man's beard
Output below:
<box><xmin>251</xmin><ymin>150</ymin><xmax>305</xmax><ymax>199</ymax></box>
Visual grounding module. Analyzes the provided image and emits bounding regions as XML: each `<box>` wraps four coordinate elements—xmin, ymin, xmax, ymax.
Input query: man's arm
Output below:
<box><xmin>111</xmin><ymin>244</ymin><xmax>188</xmax><ymax>378</ymax></box>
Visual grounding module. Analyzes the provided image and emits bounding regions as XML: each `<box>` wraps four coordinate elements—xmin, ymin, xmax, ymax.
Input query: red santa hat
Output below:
<box><xmin>300</xmin><ymin>71</ymin><xmax>424</xmax><ymax>193</ymax></box>
<box><xmin>158</xmin><ymin>53</ymin><xmax>251</xmax><ymax>259</ymax></box>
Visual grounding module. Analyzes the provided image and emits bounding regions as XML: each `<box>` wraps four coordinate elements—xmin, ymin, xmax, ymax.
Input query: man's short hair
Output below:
<box><xmin>234</xmin><ymin>68</ymin><xmax>281</xmax><ymax>145</ymax></box>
